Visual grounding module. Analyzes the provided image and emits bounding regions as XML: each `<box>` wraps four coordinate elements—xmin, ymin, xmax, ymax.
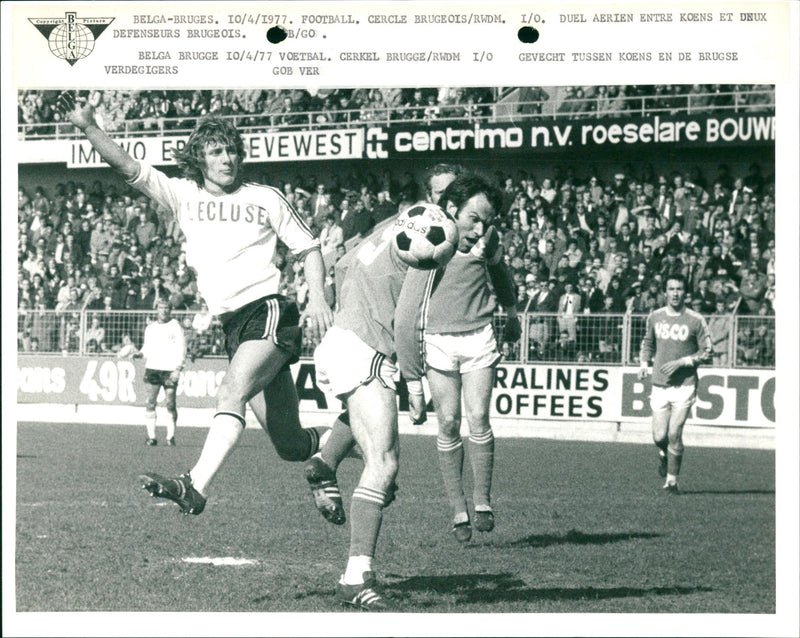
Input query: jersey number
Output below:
<box><xmin>356</xmin><ymin>231</ymin><xmax>392</xmax><ymax>266</ymax></box>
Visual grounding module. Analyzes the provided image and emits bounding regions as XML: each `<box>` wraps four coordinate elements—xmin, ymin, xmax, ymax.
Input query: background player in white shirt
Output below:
<box><xmin>638</xmin><ymin>273</ymin><xmax>712</xmax><ymax>493</ymax></box>
<box><xmin>136</xmin><ymin>299</ymin><xmax>186</xmax><ymax>446</ymax></box>
<box><xmin>59</xmin><ymin>91</ymin><xmax>334</xmax><ymax>515</ymax></box>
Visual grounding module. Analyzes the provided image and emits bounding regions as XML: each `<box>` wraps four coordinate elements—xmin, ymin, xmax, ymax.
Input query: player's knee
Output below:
<box><xmin>465</xmin><ymin>412</ymin><xmax>491</xmax><ymax>435</ymax></box>
<box><xmin>273</xmin><ymin>437</ymin><xmax>310</xmax><ymax>462</ymax></box>
<box><xmin>215</xmin><ymin>380</ymin><xmax>248</xmax><ymax>411</ymax></box>
<box><xmin>437</xmin><ymin>412</ymin><xmax>461</xmax><ymax>437</ymax></box>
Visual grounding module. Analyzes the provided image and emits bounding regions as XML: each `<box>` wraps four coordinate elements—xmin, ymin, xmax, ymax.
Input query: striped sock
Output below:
<box><xmin>469</xmin><ymin>429</ymin><xmax>495</xmax><ymax>510</ymax></box>
<box><xmin>349</xmin><ymin>486</ymin><xmax>387</xmax><ymax>558</ymax></box>
<box><xmin>437</xmin><ymin>435</ymin><xmax>467</xmax><ymax>517</ymax></box>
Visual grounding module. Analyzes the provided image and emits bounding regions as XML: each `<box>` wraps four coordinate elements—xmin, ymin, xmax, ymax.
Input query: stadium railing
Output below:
<box><xmin>17</xmin><ymin>308</ymin><xmax>776</xmax><ymax>370</ymax></box>
<box><xmin>17</xmin><ymin>88</ymin><xmax>775</xmax><ymax>140</ymax></box>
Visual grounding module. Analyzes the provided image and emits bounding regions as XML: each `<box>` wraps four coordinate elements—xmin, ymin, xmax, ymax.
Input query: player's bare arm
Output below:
<box><xmin>56</xmin><ymin>91</ymin><xmax>139</xmax><ymax>181</ymax></box>
<box><xmin>300</xmin><ymin>248</ymin><xmax>334</xmax><ymax>339</ymax></box>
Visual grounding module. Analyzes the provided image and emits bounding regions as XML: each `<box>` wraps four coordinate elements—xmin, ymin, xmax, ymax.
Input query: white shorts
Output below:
<box><xmin>650</xmin><ymin>383</ymin><xmax>697</xmax><ymax>412</ymax></box>
<box><xmin>424</xmin><ymin>323</ymin><xmax>501</xmax><ymax>374</ymax></box>
<box><xmin>314</xmin><ymin>325</ymin><xmax>397</xmax><ymax>398</ymax></box>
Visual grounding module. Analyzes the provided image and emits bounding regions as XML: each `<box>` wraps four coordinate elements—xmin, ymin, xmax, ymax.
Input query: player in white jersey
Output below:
<box><xmin>136</xmin><ymin>299</ymin><xmax>186</xmax><ymax>446</ymax></box>
<box><xmin>638</xmin><ymin>273</ymin><xmax>712</xmax><ymax>493</ymax></box>
<box><xmin>406</xmin><ymin>172</ymin><xmax>518</xmax><ymax>543</ymax></box>
<box><xmin>58</xmin><ymin>91</ymin><xmax>334</xmax><ymax>515</ymax></box>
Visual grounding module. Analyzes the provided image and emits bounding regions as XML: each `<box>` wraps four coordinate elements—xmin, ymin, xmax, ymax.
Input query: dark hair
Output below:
<box><xmin>439</xmin><ymin>174</ymin><xmax>503</xmax><ymax>218</ymax></box>
<box><xmin>664</xmin><ymin>273</ymin><xmax>687</xmax><ymax>290</ymax></box>
<box><xmin>172</xmin><ymin>116</ymin><xmax>245</xmax><ymax>186</ymax></box>
<box><xmin>423</xmin><ymin>163</ymin><xmax>465</xmax><ymax>195</ymax></box>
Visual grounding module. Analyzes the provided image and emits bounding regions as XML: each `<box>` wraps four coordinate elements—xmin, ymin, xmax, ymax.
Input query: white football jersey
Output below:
<box><xmin>141</xmin><ymin>318</ymin><xmax>186</xmax><ymax>371</ymax></box>
<box><xmin>130</xmin><ymin>161</ymin><xmax>319</xmax><ymax>315</ymax></box>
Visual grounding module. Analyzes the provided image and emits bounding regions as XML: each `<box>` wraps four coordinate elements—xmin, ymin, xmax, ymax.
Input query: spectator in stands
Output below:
<box><xmin>548</xmin><ymin>329</ymin><xmax>577</xmax><ymax>361</ymax></box>
<box><xmin>708</xmin><ymin>299</ymin><xmax>732</xmax><ymax>366</ymax></box>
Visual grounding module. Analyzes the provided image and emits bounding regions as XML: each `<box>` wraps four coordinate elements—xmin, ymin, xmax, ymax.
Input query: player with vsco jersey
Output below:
<box><xmin>638</xmin><ymin>274</ymin><xmax>711</xmax><ymax>494</ymax></box>
<box><xmin>58</xmin><ymin>91</ymin><xmax>334</xmax><ymax>516</ymax></box>
<box><xmin>312</xmin><ymin>214</ymin><xmax>432</xmax><ymax>610</ymax></box>
<box><xmin>137</xmin><ymin>299</ymin><xmax>186</xmax><ymax>446</ymax></box>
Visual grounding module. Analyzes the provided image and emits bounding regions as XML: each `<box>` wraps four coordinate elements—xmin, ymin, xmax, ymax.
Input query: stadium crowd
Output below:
<box><xmin>18</xmin><ymin>84</ymin><xmax>774</xmax><ymax>136</ymax></box>
<box><xmin>18</xmin><ymin>151</ymin><xmax>776</xmax><ymax>368</ymax></box>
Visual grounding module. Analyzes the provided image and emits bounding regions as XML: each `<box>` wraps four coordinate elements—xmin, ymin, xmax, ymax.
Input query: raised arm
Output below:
<box><xmin>57</xmin><ymin>91</ymin><xmax>139</xmax><ymax>180</ymax></box>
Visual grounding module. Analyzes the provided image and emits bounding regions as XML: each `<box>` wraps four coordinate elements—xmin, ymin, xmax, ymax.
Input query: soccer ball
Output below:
<box><xmin>392</xmin><ymin>202</ymin><xmax>459</xmax><ymax>269</ymax></box>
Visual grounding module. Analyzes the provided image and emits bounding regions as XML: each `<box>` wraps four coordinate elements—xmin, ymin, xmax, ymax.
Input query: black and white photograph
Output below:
<box><xmin>3</xmin><ymin>2</ymin><xmax>798</xmax><ymax>637</ymax></box>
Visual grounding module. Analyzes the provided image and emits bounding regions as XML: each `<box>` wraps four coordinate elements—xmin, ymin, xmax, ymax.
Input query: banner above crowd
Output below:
<box><xmin>19</xmin><ymin>112</ymin><xmax>774</xmax><ymax>167</ymax></box>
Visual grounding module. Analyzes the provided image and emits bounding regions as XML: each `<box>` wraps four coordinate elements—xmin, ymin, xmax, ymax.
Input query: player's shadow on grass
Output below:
<box><xmin>388</xmin><ymin>572</ymin><xmax>712</xmax><ymax>605</ymax></box>
<box><xmin>496</xmin><ymin>529</ymin><xmax>660</xmax><ymax>549</ymax></box>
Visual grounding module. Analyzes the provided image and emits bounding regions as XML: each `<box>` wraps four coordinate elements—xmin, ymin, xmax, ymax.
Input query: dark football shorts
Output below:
<box><xmin>144</xmin><ymin>368</ymin><xmax>178</xmax><ymax>389</ymax></box>
<box><xmin>219</xmin><ymin>294</ymin><xmax>302</xmax><ymax>367</ymax></box>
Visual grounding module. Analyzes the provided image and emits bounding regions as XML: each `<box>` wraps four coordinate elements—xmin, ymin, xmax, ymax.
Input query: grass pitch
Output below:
<box><xmin>14</xmin><ymin>422</ymin><xmax>774</xmax><ymax>614</ymax></box>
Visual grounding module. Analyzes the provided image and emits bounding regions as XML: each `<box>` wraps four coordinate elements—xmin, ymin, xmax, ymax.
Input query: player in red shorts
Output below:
<box><xmin>638</xmin><ymin>274</ymin><xmax>712</xmax><ymax>493</ymax></box>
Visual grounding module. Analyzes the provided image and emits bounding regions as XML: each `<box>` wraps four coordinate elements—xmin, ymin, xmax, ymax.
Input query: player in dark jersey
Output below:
<box><xmin>638</xmin><ymin>274</ymin><xmax>712</xmax><ymax>493</ymax></box>
<box><xmin>407</xmin><ymin>171</ymin><xmax>515</xmax><ymax>543</ymax></box>
<box><xmin>312</xmin><ymin>212</ymin><xmax>434</xmax><ymax>610</ymax></box>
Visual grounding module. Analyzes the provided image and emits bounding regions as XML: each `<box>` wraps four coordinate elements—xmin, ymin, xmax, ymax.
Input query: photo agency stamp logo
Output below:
<box><xmin>29</xmin><ymin>12</ymin><xmax>114</xmax><ymax>66</ymax></box>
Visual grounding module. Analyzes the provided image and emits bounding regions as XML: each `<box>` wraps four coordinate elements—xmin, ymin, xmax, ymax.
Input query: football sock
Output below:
<box><xmin>343</xmin><ymin>555</ymin><xmax>373</xmax><ymax>585</ymax></box>
<box><xmin>437</xmin><ymin>435</ymin><xmax>467</xmax><ymax>517</ymax></box>
<box><xmin>667</xmin><ymin>448</ymin><xmax>683</xmax><ymax>477</ymax></box>
<box><xmin>166</xmin><ymin>417</ymin><xmax>176</xmax><ymax>441</ymax></box>
<box><xmin>469</xmin><ymin>429</ymin><xmax>494</xmax><ymax>510</ymax></box>
<box><xmin>348</xmin><ymin>486</ymin><xmax>386</xmax><ymax>562</ymax></box>
<box><xmin>320</xmin><ymin>413</ymin><xmax>357</xmax><ymax>470</ymax></box>
<box><xmin>190</xmin><ymin>411</ymin><xmax>245</xmax><ymax>496</ymax></box>
<box><xmin>145</xmin><ymin>410</ymin><xmax>157</xmax><ymax>440</ymax></box>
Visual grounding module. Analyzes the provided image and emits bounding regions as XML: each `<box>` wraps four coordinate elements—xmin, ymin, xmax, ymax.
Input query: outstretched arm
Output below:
<box><xmin>57</xmin><ymin>91</ymin><xmax>139</xmax><ymax>180</ymax></box>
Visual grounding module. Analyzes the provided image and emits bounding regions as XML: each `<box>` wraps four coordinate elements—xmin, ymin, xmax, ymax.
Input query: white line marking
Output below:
<box><xmin>182</xmin><ymin>557</ymin><xmax>257</xmax><ymax>566</ymax></box>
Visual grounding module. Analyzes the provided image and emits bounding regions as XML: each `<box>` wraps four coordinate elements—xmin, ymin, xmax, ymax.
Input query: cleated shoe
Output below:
<box><xmin>473</xmin><ymin>509</ymin><xmax>495</xmax><ymax>533</ymax></box>
<box><xmin>662</xmin><ymin>481</ymin><xmax>681</xmax><ymax>495</ymax></box>
<box><xmin>145</xmin><ymin>438</ymin><xmax>157</xmax><ymax>446</ymax></box>
<box><xmin>384</xmin><ymin>481</ymin><xmax>399</xmax><ymax>507</ymax></box>
<box><xmin>658</xmin><ymin>451</ymin><xmax>668</xmax><ymax>478</ymax></box>
<box><xmin>335</xmin><ymin>572</ymin><xmax>394</xmax><ymax>611</ymax></box>
<box><xmin>167</xmin><ymin>438</ymin><xmax>176</xmax><ymax>447</ymax></box>
<box><xmin>304</xmin><ymin>455</ymin><xmax>346</xmax><ymax>525</ymax></box>
<box><xmin>451</xmin><ymin>519</ymin><xmax>472</xmax><ymax>544</ymax></box>
<box><xmin>139</xmin><ymin>472</ymin><xmax>206</xmax><ymax>515</ymax></box>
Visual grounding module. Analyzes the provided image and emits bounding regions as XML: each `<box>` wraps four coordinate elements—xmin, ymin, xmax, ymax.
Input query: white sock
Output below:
<box><xmin>145</xmin><ymin>412</ymin><xmax>157</xmax><ymax>439</ymax></box>
<box><xmin>342</xmin><ymin>555</ymin><xmax>373</xmax><ymax>584</ymax></box>
<box><xmin>190</xmin><ymin>412</ymin><xmax>245</xmax><ymax>496</ymax></box>
<box><xmin>666</xmin><ymin>473</ymin><xmax>678</xmax><ymax>484</ymax></box>
<box><xmin>166</xmin><ymin>419</ymin><xmax>176</xmax><ymax>440</ymax></box>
